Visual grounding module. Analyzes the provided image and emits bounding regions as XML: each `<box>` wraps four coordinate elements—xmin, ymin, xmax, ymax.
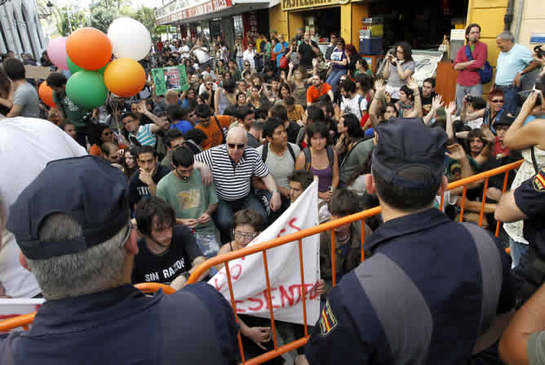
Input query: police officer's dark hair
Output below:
<box><xmin>164</xmin><ymin>129</ymin><xmax>184</xmax><ymax>149</ymax></box>
<box><xmin>270</xmin><ymin>104</ymin><xmax>288</xmax><ymax>122</ymax></box>
<box><xmin>372</xmin><ymin>168</ymin><xmax>440</xmax><ymax>210</ymax></box>
<box><xmin>46</xmin><ymin>72</ymin><xmax>67</xmax><ymax>87</ymax></box>
<box><xmin>2</xmin><ymin>58</ymin><xmax>25</xmax><ymax>80</ymax></box>
<box><xmin>233</xmin><ymin>209</ymin><xmax>264</xmax><ymax>232</ymax></box>
<box><xmin>194</xmin><ymin>103</ymin><xmax>211</xmax><ymax>118</ymax></box>
<box><xmin>137</xmin><ymin>145</ymin><xmax>157</xmax><ymax>158</ymax></box>
<box><xmin>340</xmin><ymin>79</ymin><xmax>356</xmax><ymax>94</ymax></box>
<box><xmin>343</xmin><ymin>113</ymin><xmax>365</xmax><ymax>139</ymax></box>
<box><xmin>306</xmin><ymin>105</ymin><xmax>325</xmax><ymax>123</ymax></box>
<box><xmin>289</xmin><ymin>170</ymin><xmax>314</xmax><ymax>191</ymax></box>
<box><xmin>135</xmin><ymin>197</ymin><xmax>175</xmax><ymax>237</ymax></box>
<box><xmin>166</xmin><ymin>104</ymin><xmax>187</xmax><ymax>122</ymax></box>
<box><xmin>172</xmin><ymin>146</ymin><xmax>194</xmax><ymax>168</ymax></box>
<box><xmin>423</xmin><ymin>78</ymin><xmax>436</xmax><ymax>88</ymax></box>
<box><xmin>329</xmin><ymin>189</ymin><xmax>362</xmax><ymax>217</ymax></box>
<box><xmin>263</xmin><ymin>117</ymin><xmax>284</xmax><ymax>139</ymax></box>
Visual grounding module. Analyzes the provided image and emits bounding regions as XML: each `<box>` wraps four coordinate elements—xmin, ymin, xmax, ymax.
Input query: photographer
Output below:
<box><xmin>298</xmin><ymin>30</ymin><xmax>321</xmax><ymax>70</ymax></box>
<box><xmin>382</xmin><ymin>41</ymin><xmax>415</xmax><ymax>101</ymax></box>
<box><xmin>461</xmin><ymin>90</ymin><xmax>504</xmax><ymax>132</ymax></box>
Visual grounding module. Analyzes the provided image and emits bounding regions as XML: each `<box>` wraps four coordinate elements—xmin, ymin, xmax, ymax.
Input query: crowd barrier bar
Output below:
<box><xmin>0</xmin><ymin>160</ymin><xmax>524</xmax><ymax>364</ymax></box>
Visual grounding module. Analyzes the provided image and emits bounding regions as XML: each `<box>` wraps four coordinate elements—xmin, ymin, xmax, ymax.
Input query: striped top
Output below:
<box><xmin>195</xmin><ymin>145</ymin><xmax>269</xmax><ymax>201</ymax></box>
<box><xmin>135</xmin><ymin>124</ymin><xmax>156</xmax><ymax>147</ymax></box>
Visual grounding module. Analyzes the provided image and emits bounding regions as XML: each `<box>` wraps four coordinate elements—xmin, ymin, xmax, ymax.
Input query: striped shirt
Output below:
<box><xmin>135</xmin><ymin>124</ymin><xmax>156</xmax><ymax>147</ymax></box>
<box><xmin>195</xmin><ymin>145</ymin><xmax>269</xmax><ymax>201</ymax></box>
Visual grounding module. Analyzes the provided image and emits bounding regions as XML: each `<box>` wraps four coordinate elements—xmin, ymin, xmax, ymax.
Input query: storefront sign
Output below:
<box><xmin>151</xmin><ymin>65</ymin><xmax>189</xmax><ymax>96</ymax></box>
<box><xmin>281</xmin><ymin>0</ymin><xmax>349</xmax><ymax>11</ymax></box>
<box><xmin>156</xmin><ymin>0</ymin><xmax>233</xmax><ymax>25</ymax></box>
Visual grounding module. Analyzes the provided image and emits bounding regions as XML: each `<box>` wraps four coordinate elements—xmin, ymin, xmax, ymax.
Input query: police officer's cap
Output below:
<box><xmin>372</xmin><ymin>118</ymin><xmax>447</xmax><ymax>188</ymax></box>
<box><xmin>7</xmin><ymin>156</ymin><xmax>130</xmax><ymax>260</ymax></box>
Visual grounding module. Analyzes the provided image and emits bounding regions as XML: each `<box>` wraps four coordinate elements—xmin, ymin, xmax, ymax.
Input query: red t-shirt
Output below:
<box><xmin>454</xmin><ymin>41</ymin><xmax>488</xmax><ymax>87</ymax></box>
<box><xmin>307</xmin><ymin>83</ymin><xmax>332</xmax><ymax>104</ymax></box>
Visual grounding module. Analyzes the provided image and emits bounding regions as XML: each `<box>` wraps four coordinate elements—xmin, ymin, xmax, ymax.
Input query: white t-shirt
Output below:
<box><xmin>193</xmin><ymin>47</ymin><xmax>210</xmax><ymax>64</ymax></box>
<box><xmin>242</xmin><ymin>49</ymin><xmax>256</xmax><ymax>71</ymax></box>
<box><xmin>0</xmin><ymin>117</ymin><xmax>87</xmax><ymax>298</ymax></box>
<box><xmin>340</xmin><ymin>94</ymin><xmax>366</xmax><ymax>119</ymax></box>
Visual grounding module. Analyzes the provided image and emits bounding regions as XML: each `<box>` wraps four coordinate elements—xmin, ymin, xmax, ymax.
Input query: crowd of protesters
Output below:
<box><xmin>2</xmin><ymin>22</ymin><xmax>545</xmax><ymax>364</ymax></box>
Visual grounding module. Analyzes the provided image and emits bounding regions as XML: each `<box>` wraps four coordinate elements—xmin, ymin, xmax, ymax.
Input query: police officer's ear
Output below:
<box><xmin>124</xmin><ymin>227</ymin><xmax>139</xmax><ymax>256</ymax></box>
<box><xmin>365</xmin><ymin>173</ymin><xmax>377</xmax><ymax>196</ymax></box>
<box><xmin>437</xmin><ymin>175</ymin><xmax>448</xmax><ymax>197</ymax></box>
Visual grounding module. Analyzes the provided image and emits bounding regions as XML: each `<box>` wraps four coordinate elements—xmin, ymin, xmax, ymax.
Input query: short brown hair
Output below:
<box><xmin>233</xmin><ymin>209</ymin><xmax>264</xmax><ymax>231</ymax></box>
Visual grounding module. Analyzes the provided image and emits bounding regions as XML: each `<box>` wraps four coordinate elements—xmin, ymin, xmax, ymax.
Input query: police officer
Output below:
<box><xmin>0</xmin><ymin>156</ymin><xmax>239</xmax><ymax>364</ymax></box>
<box><xmin>305</xmin><ymin>118</ymin><xmax>514</xmax><ymax>364</ymax></box>
<box><xmin>496</xmin><ymin>168</ymin><xmax>545</xmax><ymax>363</ymax></box>
<box><xmin>496</xmin><ymin>166</ymin><xmax>545</xmax><ymax>302</ymax></box>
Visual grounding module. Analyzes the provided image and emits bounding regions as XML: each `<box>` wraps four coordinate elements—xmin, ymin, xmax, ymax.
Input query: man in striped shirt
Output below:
<box><xmin>195</xmin><ymin>126</ymin><xmax>282</xmax><ymax>239</ymax></box>
<box><xmin>121</xmin><ymin>110</ymin><xmax>168</xmax><ymax>147</ymax></box>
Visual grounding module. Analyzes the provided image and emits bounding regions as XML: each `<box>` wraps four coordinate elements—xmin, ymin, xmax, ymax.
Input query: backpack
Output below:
<box><xmin>261</xmin><ymin>143</ymin><xmax>296</xmax><ymax>163</ymax></box>
<box><xmin>303</xmin><ymin>145</ymin><xmax>334</xmax><ymax>172</ymax></box>
<box><xmin>465</xmin><ymin>45</ymin><xmax>493</xmax><ymax>84</ymax></box>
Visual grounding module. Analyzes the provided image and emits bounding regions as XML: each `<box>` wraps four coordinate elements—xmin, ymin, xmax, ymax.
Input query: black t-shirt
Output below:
<box><xmin>132</xmin><ymin>225</ymin><xmax>203</xmax><ymax>284</ymax></box>
<box><xmin>298</xmin><ymin>41</ymin><xmax>318</xmax><ymax>68</ymax></box>
<box><xmin>420</xmin><ymin>90</ymin><xmax>437</xmax><ymax>116</ymax></box>
<box><xmin>515</xmin><ymin>168</ymin><xmax>545</xmax><ymax>258</ymax></box>
<box><xmin>286</xmin><ymin>121</ymin><xmax>302</xmax><ymax>144</ymax></box>
<box><xmin>128</xmin><ymin>164</ymin><xmax>170</xmax><ymax>208</ymax></box>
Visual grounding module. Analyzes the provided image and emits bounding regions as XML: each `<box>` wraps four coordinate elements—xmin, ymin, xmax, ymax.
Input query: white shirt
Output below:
<box><xmin>242</xmin><ymin>49</ymin><xmax>256</xmax><ymax>71</ymax></box>
<box><xmin>193</xmin><ymin>47</ymin><xmax>210</xmax><ymax>64</ymax></box>
<box><xmin>0</xmin><ymin>118</ymin><xmax>87</xmax><ymax>297</ymax></box>
<box><xmin>340</xmin><ymin>94</ymin><xmax>366</xmax><ymax>119</ymax></box>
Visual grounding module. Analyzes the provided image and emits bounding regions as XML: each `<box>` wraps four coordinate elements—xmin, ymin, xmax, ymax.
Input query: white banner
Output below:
<box><xmin>0</xmin><ymin>298</ymin><xmax>44</xmax><ymax>323</ymax></box>
<box><xmin>209</xmin><ymin>180</ymin><xmax>321</xmax><ymax>325</ymax></box>
<box><xmin>411</xmin><ymin>50</ymin><xmax>445</xmax><ymax>86</ymax></box>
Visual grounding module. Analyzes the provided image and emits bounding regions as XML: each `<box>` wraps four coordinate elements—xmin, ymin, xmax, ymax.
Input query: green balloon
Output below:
<box><xmin>67</xmin><ymin>57</ymin><xmax>107</xmax><ymax>75</ymax></box>
<box><xmin>66</xmin><ymin>71</ymin><xmax>108</xmax><ymax>109</ymax></box>
<box><xmin>67</xmin><ymin>56</ymin><xmax>83</xmax><ymax>74</ymax></box>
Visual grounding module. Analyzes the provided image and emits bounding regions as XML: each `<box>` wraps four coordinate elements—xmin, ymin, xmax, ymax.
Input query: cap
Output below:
<box><xmin>7</xmin><ymin>156</ymin><xmax>130</xmax><ymax>260</ymax></box>
<box><xmin>372</xmin><ymin>118</ymin><xmax>448</xmax><ymax>188</ymax></box>
<box><xmin>494</xmin><ymin>112</ymin><xmax>515</xmax><ymax>127</ymax></box>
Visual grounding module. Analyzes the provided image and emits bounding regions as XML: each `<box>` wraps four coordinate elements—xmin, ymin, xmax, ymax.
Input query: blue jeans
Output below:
<box><xmin>495</xmin><ymin>85</ymin><xmax>520</xmax><ymax>115</ymax></box>
<box><xmin>326</xmin><ymin>68</ymin><xmax>346</xmax><ymax>94</ymax></box>
<box><xmin>213</xmin><ymin>193</ymin><xmax>267</xmax><ymax>241</ymax></box>
<box><xmin>509</xmin><ymin>237</ymin><xmax>529</xmax><ymax>268</ymax></box>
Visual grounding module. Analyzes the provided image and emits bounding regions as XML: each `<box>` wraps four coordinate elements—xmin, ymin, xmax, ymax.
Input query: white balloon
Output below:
<box><xmin>107</xmin><ymin>17</ymin><xmax>151</xmax><ymax>61</ymax></box>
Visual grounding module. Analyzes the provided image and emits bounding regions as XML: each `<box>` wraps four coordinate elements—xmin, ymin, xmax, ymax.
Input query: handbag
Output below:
<box><xmin>465</xmin><ymin>45</ymin><xmax>492</xmax><ymax>84</ymax></box>
<box><xmin>279</xmin><ymin>55</ymin><xmax>289</xmax><ymax>69</ymax></box>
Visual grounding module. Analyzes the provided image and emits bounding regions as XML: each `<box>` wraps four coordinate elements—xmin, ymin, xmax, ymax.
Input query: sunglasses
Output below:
<box><xmin>228</xmin><ymin>143</ymin><xmax>245</xmax><ymax>149</ymax></box>
<box><xmin>233</xmin><ymin>230</ymin><xmax>258</xmax><ymax>240</ymax></box>
<box><xmin>491</xmin><ymin>99</ymin><xmax>504</xmax><ymax>103</ymax></box>
<box><xmin>103</xmin><ymin>131</ymin><xmax>113</xmax><ymax>136</ymax></box>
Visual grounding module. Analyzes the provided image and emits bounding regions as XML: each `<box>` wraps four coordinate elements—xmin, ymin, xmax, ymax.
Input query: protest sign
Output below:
<box><xmin>151</xmin><ymin>64</ymin><xmax>189</xmax><ymax>96</ymax></box>
<box><xmin>209</xmin><ymin>180</ymin><xmax>321</xmax><ymax>325</ymax></box>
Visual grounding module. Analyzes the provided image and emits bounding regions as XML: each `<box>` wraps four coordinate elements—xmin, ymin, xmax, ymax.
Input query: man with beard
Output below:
<box><xmin>157</xmin><ymin>147</ymin><xmax>221</xmax><ymax>258</ymax></box>
<box><xmin>128</xmin><ymin>146</ymin><xmax>171</xmax><ymax>209</ymax></box>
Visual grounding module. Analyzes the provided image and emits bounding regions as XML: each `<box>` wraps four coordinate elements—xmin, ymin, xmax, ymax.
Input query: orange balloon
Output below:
<box><xmin>66</xmin><ymin>27</ymin><xmax>112</xmax><ymax>71</ymax></box>
<box><xmin>104</xmin><ymin>58</ymin><xmax>146</xmax><ymax>97</ymax></box>
<box><xmin>38</xmin><ymin>81</ymin><xmax>56</xmax><ymax>108</ymax></box>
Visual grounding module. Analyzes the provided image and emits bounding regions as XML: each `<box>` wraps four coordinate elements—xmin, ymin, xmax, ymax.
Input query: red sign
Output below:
<box><xmin>157</xmin><ymin>0</ymin><xmax>233</xmax><ymax>24</ymax></box>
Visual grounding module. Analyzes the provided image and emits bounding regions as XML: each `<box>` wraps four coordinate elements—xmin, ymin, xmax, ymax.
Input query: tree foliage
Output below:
<box><xmin>54</xmin><ymin>7</ymin><xmax>87</xmax><ymax>36</ymax></box>
<box><xmin>134</xmin><ymin>7</ymin><xmax>159</xmax><ymax>38</ymax></box>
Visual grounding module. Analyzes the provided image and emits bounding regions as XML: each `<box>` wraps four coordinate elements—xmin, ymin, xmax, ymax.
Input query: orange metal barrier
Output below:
<box><xmin>0</xmin><ymin>283</ymin><xmax>174</xmax><ymax>332</ymax></box>
<box><xmin>0</xmin><ymin>160</ymin><xmax>524</xmax><ymax>363</ymax></box>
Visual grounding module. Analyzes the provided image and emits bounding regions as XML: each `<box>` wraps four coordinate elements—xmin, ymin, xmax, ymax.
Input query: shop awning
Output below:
<box><xmin>156</xmin><ymin>0</ymin><xmax>280</xmax><ymax>25</ymax></box>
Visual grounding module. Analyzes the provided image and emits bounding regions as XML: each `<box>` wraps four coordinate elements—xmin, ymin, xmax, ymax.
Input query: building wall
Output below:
<box><xmin>268</xmin><ymin>4</ymin><xmax>288</xmax><ymax>38</ymax></box>
<box><xmin>0</xmin><ymin>0</ymin><xmax>45</xmax><ymax>59</ymax></box>
<box><xmin>516</xmin><ymin>0</ymin><xmax>545</xmax><ymax>48</ymax></box>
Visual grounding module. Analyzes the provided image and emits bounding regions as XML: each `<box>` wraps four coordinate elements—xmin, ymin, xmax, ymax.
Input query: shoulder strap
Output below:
<box><xmin>303</xmin><ymin>147</ymin><xmax>311</xmax><ymax>171</ymax></box>
<box><xmin>465</xmin><ymin>45</ymin><xmax>474</xmax><ymax>61</ymax></box>
<box><xmin>213</xmin><ymin>115</ymin><xmax>226</xmax><ymax>144</ymax></box>
<box><xmin>262</xmin><ymin>143</ymin><xmax>268</xmax><ymax>163</ymax></box>
<box><xmin>287</xmin><ymin>143</ymin><xmax>296</xmax><ymax>162</ymax></box>
<box><xmin>531</xmin><ymin>146</ymin><xmax>540</xmax><ymax>175</ymax></box>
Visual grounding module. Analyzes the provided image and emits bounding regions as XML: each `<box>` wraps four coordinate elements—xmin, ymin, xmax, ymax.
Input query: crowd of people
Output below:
<box><xmin>2</xmin><ymin>22</ymin><xmax>545</xmax><ymax>364</ymax></box>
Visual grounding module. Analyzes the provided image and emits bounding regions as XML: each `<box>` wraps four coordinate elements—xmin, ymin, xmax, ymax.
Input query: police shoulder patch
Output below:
<box><xmin>533</xmin><ymin>169</ymin><xmax>545</xmax><ymax>192</ymax></box>
<box><xmin>319</xmin><ymin>300</ymin><xmax>338</xmax><ymax>336</ymax></box>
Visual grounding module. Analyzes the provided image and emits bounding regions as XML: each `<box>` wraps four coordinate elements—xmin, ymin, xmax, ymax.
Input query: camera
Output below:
<box><xmin>465</xmin><ymin>95</ymin><xmax>474</xmax><ymax>103</ymax></box>
<box><xmin>535</xmin><ymin>45</ymin><xmax>545</xmax><ymax>59</ymax></box>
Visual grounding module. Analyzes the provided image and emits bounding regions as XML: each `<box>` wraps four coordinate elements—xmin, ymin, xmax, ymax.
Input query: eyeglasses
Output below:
<box><xmin>120</xmin><ymin>222</ymin><xmax>133</xmax><ymax>247</ymax></box>
<box><xmin>491</xmin><ymin>99</ymin><xmax>504</xmax><ymax>103</ymax></box>
<box><xmin>228</xmin><ymin>143</ymin><xmax>245</xmax><ymax>149</ymax></box>
<box><xmin>233</xmin><ymin>230</ymin><xmax>258</xmax><ymax>240</ymax></box>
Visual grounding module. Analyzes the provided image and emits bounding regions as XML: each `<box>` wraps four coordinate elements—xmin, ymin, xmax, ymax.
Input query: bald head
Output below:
<box><xmin>227</xmin><ymin>126</ymin><xmax>248</xmax><ymax>143</ymax></box>
<box><xmin>226</xmin><ymin>126</ymin><xmax>248</xmax><ymax>163</ymax></box>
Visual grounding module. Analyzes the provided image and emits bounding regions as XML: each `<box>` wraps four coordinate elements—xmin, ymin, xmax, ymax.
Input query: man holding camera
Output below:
<box><xmin>454</xmin><ymin>23</ymin><xmax>488</xmax><ymax>113</ymax></box>
<box><xmin>298</xmin><ymin>31</ymin><xmax>321</xmax><ymax>70</ymax></box>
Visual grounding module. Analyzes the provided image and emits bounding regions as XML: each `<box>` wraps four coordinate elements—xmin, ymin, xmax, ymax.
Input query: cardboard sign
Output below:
<box><xmin>209</xmin><ymin>180</ymin><xmax>321</xmax><ymax>325</ymax></box>
<box><xmin>24</xmin><ymin>65</ymin><xmax>51</xmax><ymax>80</ymax></box>
<box><xmin>151</xmin><ymin>65</ymin><xmax>189</xmax><ymax>96</ymax></box>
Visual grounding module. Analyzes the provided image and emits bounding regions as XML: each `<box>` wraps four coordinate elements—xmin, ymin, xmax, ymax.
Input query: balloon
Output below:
<box><xmin>66</xmin><ymin>71</ymin><xmax>108</xmax><ymax>109</ymax></box>
<box><xmin>104</xmin><ymin>58</ymin><xmax>146</xmax><ymax>97</ymax></box>
<box><xmin>68</xmin><ymin>56</ymin><xmax>108</xmax><ymax>75</ymax></box>
<box><xmin>38</xmin><ymin>81</ymin><xmax>56</xmax><ymax>108</ymax></box>
<box><xmin>66</xmin><ymin>27</ymin><xmax>112</xmax><ymax>71</ymax></box>
<box><xmin>47</xmin><ymin>37</ymin><xmax>68</xmax><ymax>70</ymax></box>
<box><xmin>107</xmin><ymin>17</ymin><xmax>151</xmax><ymax>61</ymax></box>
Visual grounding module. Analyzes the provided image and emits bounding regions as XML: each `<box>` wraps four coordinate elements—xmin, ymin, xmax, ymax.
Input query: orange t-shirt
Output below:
<box><xmin>196</xmin><ymin>115</ymin><xmax>233</xmax><ymax>150</ymax></box>
<box><xmin>306</xmin><ymin>83</ymin><xmax>332</xmax><ymax>104</ymax></box>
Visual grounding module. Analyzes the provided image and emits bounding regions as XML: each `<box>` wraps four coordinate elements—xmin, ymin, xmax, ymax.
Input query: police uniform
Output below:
<box><xmin>305</xmin><ymin>118</ymin><xmax>515</xmax><ymax>364</ymax></box>
<box><xmin>0</xmin><ymin>156</ymin><xmax>239</xmax><ymax>364</ymax></box>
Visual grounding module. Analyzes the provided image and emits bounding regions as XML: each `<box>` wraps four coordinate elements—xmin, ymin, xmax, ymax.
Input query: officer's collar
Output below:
<box><xmin>29</xmin><ymin>284</ymin><xmax>161</xmax><ymax>336</ymax></box>
<box><xmin>365</xmin><ymin>208</ymin><xmax>450</xmax><ymax>254</ymax></box>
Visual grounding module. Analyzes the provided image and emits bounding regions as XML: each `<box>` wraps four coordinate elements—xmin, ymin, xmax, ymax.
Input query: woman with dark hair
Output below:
<box><xmin>276</xmin><ymin>82</ymin><xmax>291</xmax><ymax>104</ymax></box>
<box><xmin>0</xmin><ymin>68</ymin><xmax>12</xmax><ymax>116</ymax></box>
<box><xmin>383</xmin><ymin>41</ymin><xmax>415</xmax><ymax>100</ymax></box>
<box><xmin>123</xmin><ymin>147</ymin><xmax>139</xmax><ymax>178</ymax></box>
<box><xmin>345</xmin><ymin>44</ymin><xmax>361</xmax><ymax>77</ymax></box>
<box><xmin>88</xmin><ymin>124</ymin><xmax>117</xmax><ymax>156</ymax></box>
<box><xmin>335</xmin><ymin>113</ymin><xmax>365</xmax><ymax>161</ymax></box>
<box><xmin>214</xmin><ymin>78</ymin><xmax>236</xmax><ymax>115</ymax></box>
<box><xmin>326</xmin><ymin>37</ymin><xmax>348</xmax><ymax>94</ymax></box>
<box><xmin>295</xmin><ymin>121</ymin><xmax>339</xmax><ymax>202</ymax></box>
